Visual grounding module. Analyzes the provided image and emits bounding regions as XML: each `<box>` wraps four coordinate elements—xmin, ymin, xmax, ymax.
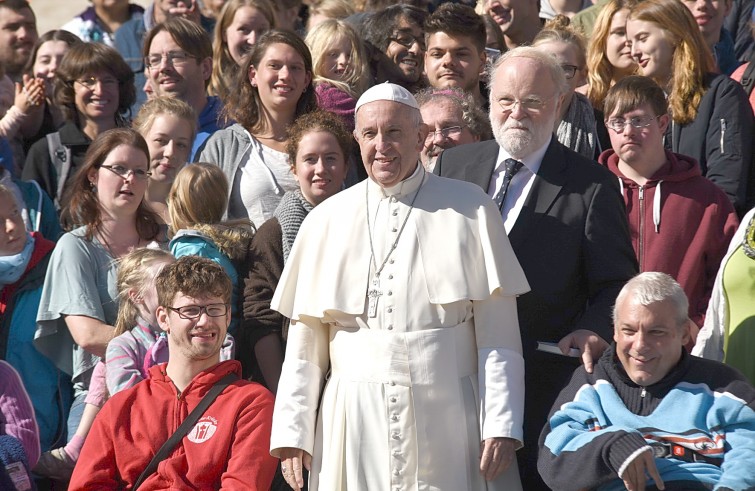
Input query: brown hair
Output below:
<box><xmin>209</xmin><ymin>0</ymin><xmax>276</xmax><ymax>100</ymax></box>
<box><xmin>424</xmin><ymin>3</ymin><xmax>486</xmax><ymax>53</ymax></box>
<box><xmin>114</xmin><ymin>248</ymin><xmax>175</xmax><ymax>336</ymax></box>
<box><xmin>628</xmin><ymin>0</ymin><xmax>715</xmax><ymax>124</ymax></box>
<box><xmin>603</xmin><ymin>75</ymin><xmax>668</xmax><ymax>119</ymax></box>
<box><xmin>60</xmin><ymin>128</ymin><xmax>160</xmax><ymax>240</ymax></box>
<box><xmin>223</xmin><ymin>29</ymin><xmax>317</xmax><ymax>132</ymax></box>
<box><xmin>23</xmin><ymin>30</ymin><xmax>82</xmax><ymax>77</ymax></box>
<box><xmin>533</xmin><ymin>15</ymin><xmax>587</xmax><ymax>69</ymax></box>
<box><xmin>285</xmin><ymin>110</ymin><xmax>352</xmax><ymax>167</ymax></box>
<box><xmin>54</xmin><ymin>43</ymin><xmax>135</xmax><ymax>126</ymax></box>
<box><xmin>143</xmin><ymin>17</ymin><xmax>213</xmax><ymax>88</ymax></box>
<box><xmin>156</xmin><ymin>256</ymin><xmax>232</xmax><ymax>308</ymax></box>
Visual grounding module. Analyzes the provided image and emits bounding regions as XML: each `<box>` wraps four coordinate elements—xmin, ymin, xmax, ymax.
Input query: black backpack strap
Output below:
<box><xmin>741</xmin><ymin>59</ymin><xmax>755</xmax><ymax>96</ymax></box>
<box><xmin>133</xmin><ymin>372</ymin><xmax>238</xmax><ymax>490</ymax></box>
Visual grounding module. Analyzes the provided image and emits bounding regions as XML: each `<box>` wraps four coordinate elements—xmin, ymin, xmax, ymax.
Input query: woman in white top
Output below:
<box><xmin>199</xmin><ymin>29</ymin><xmax>317</xmax><ymax>228</ymax></box>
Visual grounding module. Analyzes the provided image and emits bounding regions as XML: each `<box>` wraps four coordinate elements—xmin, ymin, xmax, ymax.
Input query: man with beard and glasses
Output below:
<box><xmin>415</xmin><ymin>87</ymin><xmax>489</xmax><ymax>172</ymax></box>
<box><xmin>362</xmin><ymin>5</ymin><xmax>427</xmax><ymax>92</ymax></box>
<box><xmin>434</xmin><ymin>46</ymin><xmax>637</xmax><ymax>490</ymax></box>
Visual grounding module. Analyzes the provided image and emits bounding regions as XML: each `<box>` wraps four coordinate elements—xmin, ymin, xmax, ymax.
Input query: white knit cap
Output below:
<box><xmin>355</xmin><ymin>82</ymin><xmax>420</xmax><ymax>113</ymax></box>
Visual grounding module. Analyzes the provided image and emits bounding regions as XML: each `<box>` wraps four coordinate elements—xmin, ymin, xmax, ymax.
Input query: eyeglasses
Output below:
<box><xmin>389</xmin><ymin>31</ymin><xmax>426</xmax><ymax>50</ymax></box>
<box><xmin>605</xmin><ymin>115</ymin><xmax>660</xmax><ymax>132</ymax></box>
<box><xmin>425</xmin><ymin>126</ymin><xmax>463</xmax><ymax>142</ymax></box>
<box><xmin>560</xmin><ymin>64</ymin><xmax>579</xmax><ymax>80</ymax></box>
<box><xmin>167</xmin><ymin>304</ymin><xmax>230</xmax><ymax>320</ymax></box>
<box><xmin>496</xmin><ymin>95</ymin><xmax>554</xmax><ymax>113</ymax></box>
<box><xmin>100</xmin><ymin>164</ymin><xmax>152</xmax><ymax>180</ymax></box>
<box><xmin>72</xmin><ymin>76</ymin><xmax>119</xmax><ymax>89</ymax></box>
<box><xmin>144</xmin><ymin>50</ymin><xmax>196</xmax><ymax>69</ymax></box>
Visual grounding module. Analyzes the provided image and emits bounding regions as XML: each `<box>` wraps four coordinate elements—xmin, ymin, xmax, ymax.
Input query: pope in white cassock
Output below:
<box><xmin>270</xmin><ymin>83</ymin><xmax>529</xmax><ymax>491</ymax></box>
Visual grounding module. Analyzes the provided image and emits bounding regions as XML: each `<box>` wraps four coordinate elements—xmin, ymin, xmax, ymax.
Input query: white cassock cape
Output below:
<box><xmin>270</xmin><ymin>165</ymin><xmax>530</xmax><ymax>490</ymax></box>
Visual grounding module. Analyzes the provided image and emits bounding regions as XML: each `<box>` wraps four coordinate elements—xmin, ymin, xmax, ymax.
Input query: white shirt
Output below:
<box><xmin>487</xmin><ymin>137</ymin><xmax>551</xmax><ymax>233</ymax></box>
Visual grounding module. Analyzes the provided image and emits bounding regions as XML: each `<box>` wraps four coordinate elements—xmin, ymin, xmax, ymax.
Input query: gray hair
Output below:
<box><xmin>613</xmin><ymin>272</ymin><xmax>689</xmax><ymax>326</ymax></box>
<box><xmin>414</xmin><ymin>87</ymin><xmax>492</xmax><ymax>140</ymax></box>
<box><xmin>487</xmin><ymin>46</ymin><xmax>570</xmax><ymax>100</ymax></box>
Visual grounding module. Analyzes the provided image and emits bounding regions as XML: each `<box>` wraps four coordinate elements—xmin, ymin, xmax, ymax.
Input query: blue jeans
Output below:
<box><xmin>66</xmin><ymin>391</ymin><xmax>87</xmax><ymax>444</ymax></box>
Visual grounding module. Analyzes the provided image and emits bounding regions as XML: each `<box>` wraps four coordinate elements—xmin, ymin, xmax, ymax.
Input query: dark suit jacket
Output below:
<box><xmin>435</xmin><ymin>138</ymin><xmax>637</xmax><ymax>349</ymax></box>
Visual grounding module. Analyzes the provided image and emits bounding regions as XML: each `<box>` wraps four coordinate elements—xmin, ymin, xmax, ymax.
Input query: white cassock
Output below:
<box><xmin>270</xmin><ymin>165</ymin><xmax>529</xmax><ymax>490</ymax></box>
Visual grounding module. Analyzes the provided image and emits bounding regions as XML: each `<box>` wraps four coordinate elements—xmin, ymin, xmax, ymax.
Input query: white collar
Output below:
<box><xmin>494</xmin><ymin>135</ymin><xmax>552</xmax><ymax>176</ymax></box>
<box><xmin>368</xmin><ymin>162</ymin><xmax>425</xmax><ymax>198</ymax></box>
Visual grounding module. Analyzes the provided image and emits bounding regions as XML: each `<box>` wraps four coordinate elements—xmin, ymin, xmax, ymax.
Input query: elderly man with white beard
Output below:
<box><xmin>434</xmin><ymin>46</ymin><xmax>638</xmax><ymax>490</ymax></box>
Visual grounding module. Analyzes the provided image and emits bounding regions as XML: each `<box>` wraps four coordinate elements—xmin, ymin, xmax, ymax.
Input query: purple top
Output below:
<box><xmin>0</xmin><ymin>361</ymin><xmax>40</xmax><ymax>467</ymax></box>
<box><xmin>315</xmin><ymin>83</ymin><xmax>356</xmax><ymax>131</ymax></box>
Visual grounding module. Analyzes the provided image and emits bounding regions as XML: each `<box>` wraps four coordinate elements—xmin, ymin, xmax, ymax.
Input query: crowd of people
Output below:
<box><xmin>1</xmin><ymin>0</ymin><xmax>755</xmax><ymax>489</ymax></box>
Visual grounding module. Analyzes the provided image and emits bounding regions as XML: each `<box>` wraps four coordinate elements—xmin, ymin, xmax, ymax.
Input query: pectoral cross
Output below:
<box><xmin>367</xmin><ymin>276</ymin><xmax>382</xmax><ymax>318</ymax></box>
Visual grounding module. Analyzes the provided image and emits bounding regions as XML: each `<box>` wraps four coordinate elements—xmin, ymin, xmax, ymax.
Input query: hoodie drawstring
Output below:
<box><xmin>653</xmin><ymin>180</ymin><xmax>662</xmax><ymax>233</ymax></box>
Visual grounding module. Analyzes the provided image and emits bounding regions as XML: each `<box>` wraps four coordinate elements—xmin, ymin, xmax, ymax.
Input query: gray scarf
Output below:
<box><xmin>273</xmin><ymin>189</ymin><xmax>314</xmax><ymax>263</ymax></box>
<box><xmin>557</xmin><ymin>92</ymin><xmax>599</xmax><ymax>159</ymax></box>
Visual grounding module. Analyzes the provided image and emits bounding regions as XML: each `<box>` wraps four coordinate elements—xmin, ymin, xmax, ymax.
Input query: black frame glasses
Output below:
<box><xmin>424</xmin><ymin>126</ymin><xmax>463</xmax><ymax>143</ymax></box>
<box><xmin>389</xmin><ymin>31</ymin><xmax>426</xmax><ymax>51</ymax></box>
<box><xmin>560</xmin><ymin>64</ymin><xmax>579</xmax><ymax>80</ymax></box>
<box><xmin>167</xmin><ymin>304</ymin><xmax>230</xmax><ymax>320</ymax></box>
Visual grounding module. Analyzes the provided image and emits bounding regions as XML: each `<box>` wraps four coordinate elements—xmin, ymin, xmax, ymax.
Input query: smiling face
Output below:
<box><xmin>144</xmin><ymin>114</ymin><xmax>194</xmax><ymax>185</ymax></box>
<box><xmin>294</xmin><ymin>130</ymin><xmax>348</xmax><ymax>206</ymax></box>
<box><xmin>156</xmin><ymin>292</ymin><xmax>229</xmax><ymax>369</ymax></box>
<box><xmin>425</xmin><ymin>32</ymin><xmax>486</xmax><ymax>93</ymax></box>
<box><xmin>147</xmin><ymin>30</ymin><xmax>210</xmax><ymax>101</ymax></box>
<box><xmin>605</xmin><ymin>9</ymin><xmax>635</xmax><ymax>73</ymax></box>
<box><xmin>0</xmin><ymin>6</ymin><xmax>37</xmax><ymax>76</ymax></box>
<box><xmin>384</xmin><ymin>17</ymin><xmax>425</xmax><ymax>86</ymax></box>
<box><xmin>681</xmin><ymin>0</ymin><xmax>732</xmax><ymax>47</ymax></box>
<box><xmin>354</xmin><ymin>100</ymin><xmax>427</xmax><ymax>188</ymax></box>
<box><xmin>249</xmin><ymin>42</ymin><xmax>311</xmax><ymax>114</ymax></box>
<box><xmin>89</xmin><ymin>144</ymin><xmax>150</xmax><ymax>219</ymax></box>
<box><xmin>489</xmin><ymin>56</ymin><xmax>562</xmax><ymax>159</ymax></box>
<box><xmin>614</xmin><ymin>295</ymin><xmax>689</xmax><ymax>386</ymax></box>
<box><xmin>33</xmin><ymin>40</ymin><xmax>70</xmax><ymax>94</ymax></box>
<box><xmin>73</xmin><ymin>70</ymin><xmax>121</xmax><ymax>125</ymax></box>
<box><xmin>626</xmin><ymin>18</ymin><xmax>675</xmax><ymax>82</ymax></box>
<box><xmin>420</xmin><ymin>98</ymin><xmax>479</xmax><ymax>170</ymax></box>
<box><xmin>0</xmin><ymin>192</ymin><xmax>26</xmax><ymax>257</ymax></box>
<box><xmin>224</xmin><ymin>6</ymin><xmax>271</xmax><ymax>66</ymax></box>
<box><xmin>606</xmin><ymin>102</ymin><xmax>669</xmax><ymax>168</ymax></box>
<box><xmin>320</xmin><ymin>35</ymin><xmax>352</xmax><ymax>82</ymax></box>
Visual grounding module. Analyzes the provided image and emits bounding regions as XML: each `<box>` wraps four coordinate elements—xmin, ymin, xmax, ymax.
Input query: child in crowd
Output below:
<box><xmin>305</xmin><ymin>19</ymin><xmax>370</xmax><ymax>131</ymax></box>
<box><xmin>169</xmin><ymin>163</ymin><xmax>254</xmax><ymax>335</ymax></box>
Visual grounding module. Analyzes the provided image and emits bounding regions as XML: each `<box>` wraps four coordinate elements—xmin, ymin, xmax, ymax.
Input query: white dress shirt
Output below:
<box><xmin>487</xmin><ymin>137</ymin><xmax>552</xmax><ymax>233</ymax></box>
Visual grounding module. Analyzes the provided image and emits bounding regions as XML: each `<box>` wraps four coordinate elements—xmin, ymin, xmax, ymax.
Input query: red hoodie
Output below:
<box><xmin>69</xmin><ymin>360</ymin><xmax>277</xmax><ymax>490</ymax></box>
<box><xmin>598</xmin><ymin>149</ymin><xmax>739</xmax><ymax>329</ymax></box>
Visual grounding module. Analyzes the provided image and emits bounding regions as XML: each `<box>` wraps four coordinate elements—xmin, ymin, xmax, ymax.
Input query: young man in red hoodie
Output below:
<box><xmin>69</xmin><ymin>256</ymin><xmax>278</xmax><ymax>490</ymax></box>
<box><xmin>598</xmin><ymin>75</ymin><xmax>739</xmax><ymax>341</ymax></box>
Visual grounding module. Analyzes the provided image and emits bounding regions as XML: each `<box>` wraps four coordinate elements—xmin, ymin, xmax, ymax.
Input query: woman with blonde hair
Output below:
<box><xmin>133</xmin><ymin>97</ymin><xmax>196</xmax><ymax>224</ymax></box>
<box><xmin>626</xmin><ymin>0</ymin><xmax>753</xmax><ymax>212</ymax></box>
<box><xmin>198</xmin><ymin>30</ymin><xmax>317</xmax><ymax>228</ymax></box>
<box><xmin>209</xmin><ymin>0</ymin><xmax>276</xmax><ymax>102</ymax></box>
<box><xmin>305</xmin><ymin>19</ymin><xmax>370</xmax><ymax>130</ymax></box>
<box><xmin>533</xmin><ymin>15</ymin><xmax>598</xmax><ymax>158</ymax></box>
<box><xmin>168</xmin><ymin>162</ymin><xmax>254</xmax><ymax>335</ymax></box>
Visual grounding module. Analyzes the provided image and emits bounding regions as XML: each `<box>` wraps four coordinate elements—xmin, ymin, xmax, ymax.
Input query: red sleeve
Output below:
<box><xmin>68</xmin><ymin>403</ymin><xmax>120</xmax><ymax>490</ymax></box>
<box><xmin>220</xmin><ymin>386</ymin><xmax>278</xmax><ymax>490</ymax></box>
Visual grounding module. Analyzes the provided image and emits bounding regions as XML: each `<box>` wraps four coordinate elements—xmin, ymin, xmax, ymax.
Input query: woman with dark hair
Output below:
<box><xmin>22</xmin><ymin>42</ymin><xmax>135</xmax><ymax>208</ymax></box>
<box><xmin>34</xmin><ymin>128</ymin><xmax>160</xmax><ymax>479</ymax></box>
<box><xmin>240</xmin><ymin>110</ymin><xmax>351</xmax><ymax>391</ymax></box>
<box><xmin>626</xmin><ymin>0</ymin><xmax>753</xmax><ymax>213</ymax></box>
<box><xmin>199</xmin><ymin>29</ymin><xmax>317</xmax><ymax>228</ymax></box>
<box><xmin>18</xmin><ymin>30</ymin><xmax>83</xmax><ymax>150</ymax></box>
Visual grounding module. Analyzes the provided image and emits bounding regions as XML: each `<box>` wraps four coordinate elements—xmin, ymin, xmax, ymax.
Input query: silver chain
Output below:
<box><xmin>365</xmin><ymin>170</ymin><xmax>426</xmax><ymax>278</ymax></box>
